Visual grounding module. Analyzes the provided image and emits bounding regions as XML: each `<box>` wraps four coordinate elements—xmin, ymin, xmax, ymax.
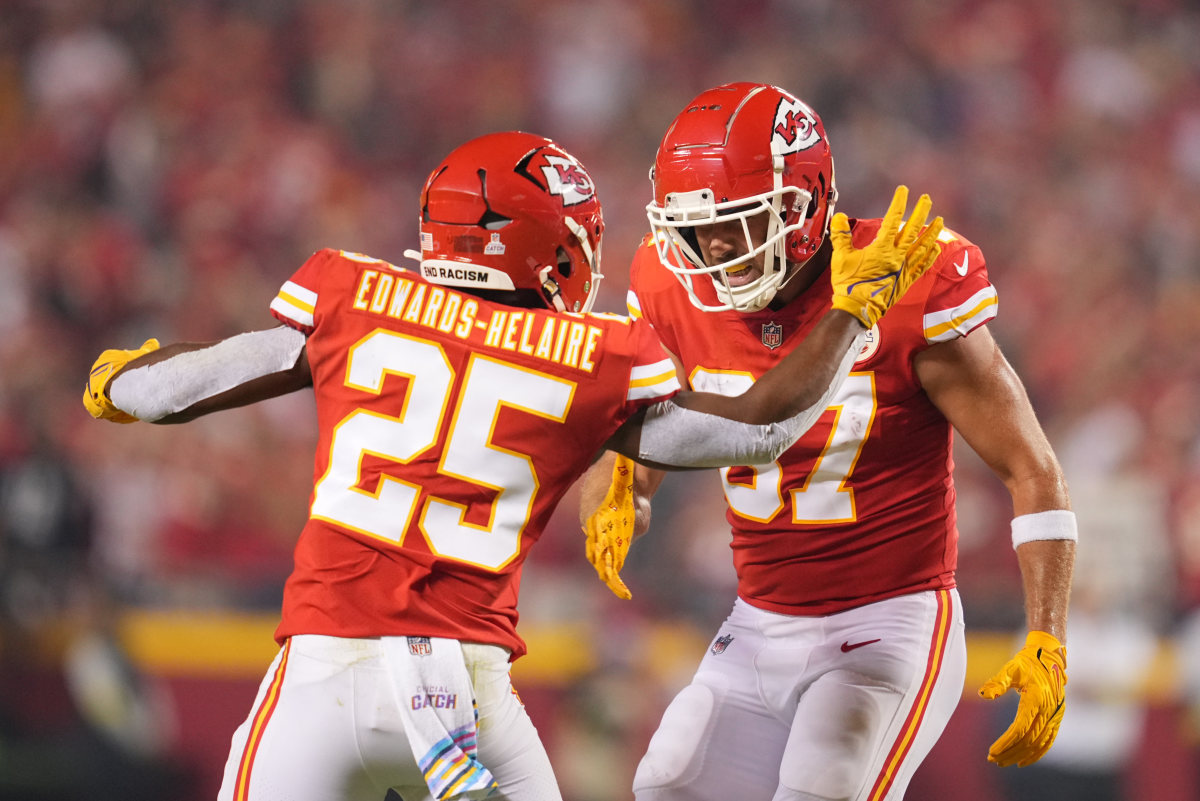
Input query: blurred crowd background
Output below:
<box><xmin>1</xmin><ymin>0</ymin><xmax>1199</xmax><ymax>799</ymax></box>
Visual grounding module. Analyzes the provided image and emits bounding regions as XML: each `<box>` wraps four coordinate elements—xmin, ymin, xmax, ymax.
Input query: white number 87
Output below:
<box><xmin>691</xmin><ymin>368</ymin><xmax>876</xmax><ymax>524</ymax></box>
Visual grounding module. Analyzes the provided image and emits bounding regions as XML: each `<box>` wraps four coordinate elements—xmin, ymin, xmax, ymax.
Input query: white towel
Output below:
<box><xmin>381</xmin><ymin>636</ymin><xmax>499</xmax><ymax>800</ymax></box>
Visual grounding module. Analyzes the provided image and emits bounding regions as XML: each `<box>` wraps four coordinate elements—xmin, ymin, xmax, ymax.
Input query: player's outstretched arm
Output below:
<box><xmin>83</xmin><ymin>326</ymin><xmax>312</xmax><ymax>424</ymax></box>
<box><xmin>605</xmin><ymin>307</ymin><xmax>863</xmax><ymax>473</ymax></box>
<box><xmin>916</xmin><ymin>325</ymin><xmax>1075</xmax><ymax>767</ymax></box>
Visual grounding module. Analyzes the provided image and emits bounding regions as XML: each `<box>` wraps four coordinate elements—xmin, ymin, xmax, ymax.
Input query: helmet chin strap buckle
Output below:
<box><xmin>538</xmin><ymin>265</ymin><xmax>569</xmax><ymax>312</ymax></box>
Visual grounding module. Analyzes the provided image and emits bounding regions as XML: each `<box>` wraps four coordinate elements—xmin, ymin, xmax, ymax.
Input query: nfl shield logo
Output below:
<box><xmin>407</xmin><ymin>636</ymin><xmax>433</xmax><ymax>656</ymax></box>
<box><xmin>761</xmin><ymin>322</ymin><xmax>783</xmax><ymax>350</ymax></box>
<box><xmin>484</xmin><ymin>233</ymin><xmax>506</xmax><ymax>255</ymax></box>
<box><xmin>711</xmin><ymin>633</ymin><xmax>734</xmax><ymax>655</ymax></box>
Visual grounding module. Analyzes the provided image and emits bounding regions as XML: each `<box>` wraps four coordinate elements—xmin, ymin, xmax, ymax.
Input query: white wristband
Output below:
<box><xmin>1011</xmin><ymin>510</ymin><xmax>1077</xmax><ymax>549</ymax></box>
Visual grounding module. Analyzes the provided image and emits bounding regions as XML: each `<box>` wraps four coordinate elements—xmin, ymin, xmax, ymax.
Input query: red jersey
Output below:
<box><xmin>269</xmin><ymin>249</ymin><xmax>679</xmax><ymax>657</ymax></box>
<box><xmin>629</xmin><ymin>221</ymin><xmax>997</xmax><ymax>615</ymax></box>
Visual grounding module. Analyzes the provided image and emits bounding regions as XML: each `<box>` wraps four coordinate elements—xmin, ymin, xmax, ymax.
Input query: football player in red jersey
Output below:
<box><xmin>580</xmin><ymin>83</ymin><xmax>1076</xmax><ymax>801</ymax></box>
<box><xmin>83</xmin><ymin>130</ymin><xmax>942</xmax><ymax>801</ymax></box>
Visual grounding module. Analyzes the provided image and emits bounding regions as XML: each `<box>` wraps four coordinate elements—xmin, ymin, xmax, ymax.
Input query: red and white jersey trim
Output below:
<box><xmin>922</xmin><ymin>285</ymin><xmax>997</xmax><ymax>344</ymax></box>
<box><xmin>626</xmin><ymin>289</ymin><xmax>644</xmax><ymax>319</ymax></box>
<box><xmin>270</xmin><ymin>281</ymin><xmax>318</xmax><ymax>330</ymax></box>
<box><xmin>628</xmin><ymin>358</ymin><xmax>680</xmax><ymax>401</ymax></box>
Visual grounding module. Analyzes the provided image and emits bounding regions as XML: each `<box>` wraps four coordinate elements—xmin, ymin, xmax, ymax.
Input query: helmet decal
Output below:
<box><xmin>538</xmin><ymin>154</ymin><xmax>596</xmax><ymax>206</ymax></box>
<box><xmin>483</xmin><ymin>233</ymin><xmax>506</xmax><ymax>255</ymax></box>
<box><xmin>771</xmin><ymin>97</ymin><xmax>821</xmax><ymax>154</ymax></box>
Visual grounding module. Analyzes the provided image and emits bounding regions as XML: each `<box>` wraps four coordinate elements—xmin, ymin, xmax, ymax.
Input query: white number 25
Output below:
<box><xmin>310</xmin><ymin>329</ymin><xmax>574</xmax><ymax>570</ymax></box>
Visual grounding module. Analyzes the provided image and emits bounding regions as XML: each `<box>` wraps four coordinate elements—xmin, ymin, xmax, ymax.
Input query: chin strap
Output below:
<box><xmin>538</xmin><ymin>265</ymin><xmax>568</xmax><ymax>312</ymax></box>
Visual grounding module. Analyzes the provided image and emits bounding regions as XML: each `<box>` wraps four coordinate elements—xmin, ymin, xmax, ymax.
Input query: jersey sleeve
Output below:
<box><xmin>626</xmin><ymin>239</ymin><xmax>655</xmax><ymax>323</ymax></box>
<box><xmin>626</xmin><ymin>287</ymin><xmax>643</xmax><ymax>320</ymax></box>
<box><xmin>624</xmin><ymin>316</ymin><xmax>680</xmax><ymax>405</ymax></box>
<box><xmin>270</xmin><ymin>248</ymin><xmax>340</xmax><ymax>333</ymax></box>
<box><xmin>920</xmin><ymin>234</ymin><xmax>997</xmax><ymax>344</ymax></box>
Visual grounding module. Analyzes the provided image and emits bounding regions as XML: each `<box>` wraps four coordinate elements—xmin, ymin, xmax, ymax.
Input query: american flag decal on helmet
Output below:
<box><xmin>762</xmin><ymin>321</ymin><xmax>784</xmax><ymax>350</ymax></box>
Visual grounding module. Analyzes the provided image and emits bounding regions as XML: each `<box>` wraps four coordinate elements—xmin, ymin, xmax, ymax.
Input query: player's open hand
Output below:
<box><xmin>83</xmin><ymin>338</ymin><xmax>160</xmax><ymax>423</ymax></box>
<box><xmin>828</xmin><ymin>185</ymin><xmax>944</xmax><ymax>328</ymax></box>
<box><xmin>979</xmin><ymin>630</ymin><xmax>1067</xmax><ymax>767</ymax></box>
<box><xmin>582</xmin><ymin>454</ymin><xmax>636</xmax><ymax>600</ymax></box>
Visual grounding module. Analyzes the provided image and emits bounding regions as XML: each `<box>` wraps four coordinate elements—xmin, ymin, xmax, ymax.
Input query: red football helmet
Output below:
<box><xmin>414</xmin><ymin>131</ymin><xmax>604</xmax><ymax>312</ymax></box>
<box><xmin>647</xmin><ymin>83</ymin><xmax>837</xmax><ymax>312</ymax></box>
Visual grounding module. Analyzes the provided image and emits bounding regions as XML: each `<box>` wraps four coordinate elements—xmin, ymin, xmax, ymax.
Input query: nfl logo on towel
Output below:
<box><xmin>408</xmin><ymin>636</ymin><xmax>433</xmax><ymax>656</ymax></box>
<box><xmin>761</xmin><ymin>322</ymin><xmax>783</xmax><ymax>350</ymax></box>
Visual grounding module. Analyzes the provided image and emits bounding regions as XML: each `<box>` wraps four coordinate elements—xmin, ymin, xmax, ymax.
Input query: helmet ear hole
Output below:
<box><xmin>806</xmin><ymin>173</ymin><xmax>828</xmax><ymax>219</ymax></box>
<box><xmin>556</xmin><ymin>247</ymin><xmax>573</xmax><ymax>278</ymax></box>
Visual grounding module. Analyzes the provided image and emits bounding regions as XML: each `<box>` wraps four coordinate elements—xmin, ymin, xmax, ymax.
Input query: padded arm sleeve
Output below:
<box><xmin>636</xmin><ymin>333</ymin><xmax>863</xmax><ymax>468</ymax></box>
<box><xmin>108</xmin><ymin>326</ymin><xmax>307</xmax><ymax>422</ymax></box>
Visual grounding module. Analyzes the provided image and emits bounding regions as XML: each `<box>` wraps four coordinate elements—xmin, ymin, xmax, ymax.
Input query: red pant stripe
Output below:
<box><xmin>867</xmin><ymin>589</ymin><xmax>952</xmax><ymax>801</ymax></box>
<box><xmin>233</xmin><ymin>639</ymin><xmax>292</xmax><ymax>801</ymax></box>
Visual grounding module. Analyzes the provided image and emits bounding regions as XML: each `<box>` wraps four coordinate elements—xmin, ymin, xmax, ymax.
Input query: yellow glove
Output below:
<box><xmin>582</xmin><ymin>454</ymin><xmax>636</xmax><ymax>600</ymax></box>
<box><xmin>828</xmin><ymin>185</ymin><xmax>945</xmax><ymax>328</ymax></box>
<box><xmin>979</xmin><ymin>630</ymin><xmax>1067</xmax><ymax>767</ymax></box>
<box><xmin>83</xmin><ymin>338</ymin><xmax>160</xmax><ymax>423</ymax></box>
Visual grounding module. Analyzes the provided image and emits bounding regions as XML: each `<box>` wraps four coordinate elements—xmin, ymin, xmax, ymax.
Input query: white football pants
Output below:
<box><xmin>217</xmin><ymin>634</ymin><xmax>562</xmax><ymax>801</ymax></box>
<box><xmin>634</xmin><ymin>589</ymin><xmax>966</xmax><ymax>801</ymax></box>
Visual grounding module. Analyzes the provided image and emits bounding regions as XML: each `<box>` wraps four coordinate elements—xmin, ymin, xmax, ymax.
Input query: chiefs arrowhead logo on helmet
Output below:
<box><xmin>771</xmin><ymin>98</ymin><xmax>822</xmax><ymax>154</ymax></box>
<box><xmin>539</xmin><ymin>154</ymin><xmax>596</xmax><ymax>206</ymax></box>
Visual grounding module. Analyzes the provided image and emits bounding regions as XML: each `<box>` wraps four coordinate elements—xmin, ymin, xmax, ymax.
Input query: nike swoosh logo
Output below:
<box><xmin>840</xmin><ymin>638</ymin><xmax>881</xmax><ymax>653</ymax></box>
<box><xmin>954</xmin><ymin>252</ymin><xmax>969</xmax><ymax>276</ymax></box>
<box><xmin>1050</xmin><ymin>662</ymin><xmax>1065</xmax><ymax>690</ymax></box>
